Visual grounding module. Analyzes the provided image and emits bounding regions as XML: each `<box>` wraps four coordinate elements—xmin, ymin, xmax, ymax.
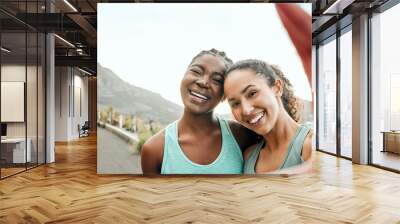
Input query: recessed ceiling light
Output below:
<box><xmin>63</xmin><ymin>0</ymin><xmax>78</xmax><ymax>12</ymax></box>
<box><xmin>1</xmin><ymin>47</ymin><xmax>11</xmax><ymax>53</ymax></box>
<box><xmin>78</xmin><ymin>67</ymin><xmax>93</xmax><ymax>76</ymax></box>
<box><xmin>54</xmin><ymin>34</ymin><xmax>75</xmax><ymax>48</ymax></box>
<box><xmin>322</xmin><ymin>0</ymin><xmax>354</xmax><ymax>15</ymax></box>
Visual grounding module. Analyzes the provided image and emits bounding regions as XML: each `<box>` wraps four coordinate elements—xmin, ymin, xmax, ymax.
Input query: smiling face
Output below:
<box><xmin>180</xmin><ymin>54</ymin><xmax>226</xmax><ymax>115</ymax></box>
<box><xmin>224</xmin><ymin>69</ymin><xmax>282</xmax><ymax>135</ymax></box>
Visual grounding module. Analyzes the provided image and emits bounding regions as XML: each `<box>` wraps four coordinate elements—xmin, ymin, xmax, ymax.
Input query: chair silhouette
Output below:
<box><xmin>79</xmin><ymin>121</ymin><xmax>90</xmax><ymax>138</ymax></box>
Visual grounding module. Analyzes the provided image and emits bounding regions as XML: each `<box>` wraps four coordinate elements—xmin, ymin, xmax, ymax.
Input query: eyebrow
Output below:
<box><xmin>191</xmin><ymin>64</ymin><xmax>223</xmax><ymax>77</ymax></box>
<box><xmin>190</xmin><ymin>64</ymin><xmax>204</xmax><ymax>70</ymax></box>
<box><xmin>241</xmin><ymin>84</ymin><xmax>255</xmax><ymax>94</ymax></box>
<box><xmin>227</xmin><ymin>97</ymin><xmax>236</xmax><ymax>103</ymax></box>
<box><xmin>227</xmin><ymin>84</ymin><xmax>255</xmax><ymax>102</ymax></box>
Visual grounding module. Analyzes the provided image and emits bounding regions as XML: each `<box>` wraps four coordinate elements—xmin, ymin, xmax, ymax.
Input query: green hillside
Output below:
<box><xmin>97</xmin><ymin>63</ymin><xmax>183</xmax><ymax>124</ymax></box>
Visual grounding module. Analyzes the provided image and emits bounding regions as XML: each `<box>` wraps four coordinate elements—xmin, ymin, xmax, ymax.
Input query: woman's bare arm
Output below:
<box><xmin>140</xmin><ymin>132</ymin><xmax>164</xmax><ymax>175</ymax></box>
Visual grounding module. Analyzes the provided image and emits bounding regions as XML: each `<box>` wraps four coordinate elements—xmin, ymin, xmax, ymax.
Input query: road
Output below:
<box><xmin>97</xmin><ymin>126</ymin><xmax>142</xmax><ymax>174</ymax></box>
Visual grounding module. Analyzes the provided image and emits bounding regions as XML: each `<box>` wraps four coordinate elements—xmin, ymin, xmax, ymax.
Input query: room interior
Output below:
<box><xmin>0</xmin><ymin>0</ymin><xmax>399</xmax><ymax>223</ymax></box>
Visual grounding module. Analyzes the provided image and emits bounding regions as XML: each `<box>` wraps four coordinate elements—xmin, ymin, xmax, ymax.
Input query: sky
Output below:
<box><xmin>98</xmin><ymin>3</ymin><xmax>312</xmax><ymax>115</ymax></box>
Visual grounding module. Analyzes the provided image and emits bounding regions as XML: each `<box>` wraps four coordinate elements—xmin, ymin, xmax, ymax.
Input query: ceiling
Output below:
<box><xmin>311</xmin><ymin>0</ymin><xmax>390</xmax><ymax>44</ymax></box>
<box><xmin>0</xmin><ymin>0</ymin><xmax>98</xmax><ymax>74</ymax></box>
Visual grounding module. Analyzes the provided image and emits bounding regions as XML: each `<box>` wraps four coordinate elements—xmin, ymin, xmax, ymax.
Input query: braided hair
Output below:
<box><xmin>226</xmin><ymin>59</ymin><xmax>301</xmax><ymax>122</ymax></box>
<box><xmin>189</xmin><ymin>48</ymin><xmax>233</xmax><ymax>73</ymax></box>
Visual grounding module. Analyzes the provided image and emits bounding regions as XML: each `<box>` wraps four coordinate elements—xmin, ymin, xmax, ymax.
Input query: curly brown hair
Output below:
<box><xmin>226</xmin><ymin>59</ymin><xmax>301</xmax><ymax>122</ymax></box>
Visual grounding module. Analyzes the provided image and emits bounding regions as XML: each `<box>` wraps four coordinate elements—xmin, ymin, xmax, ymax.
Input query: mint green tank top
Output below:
<box><xmin>161</xmin><ymin>117</ymin><xmax>243</xmax><ymax>174</ymax></box>
<box><xmin>244</xmin><ymin>124</ymin><xmax>311</xmax><ymax>174</ymax></box>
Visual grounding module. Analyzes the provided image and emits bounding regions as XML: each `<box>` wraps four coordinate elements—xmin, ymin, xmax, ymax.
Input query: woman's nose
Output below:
<box><xmin>196</xmin><ymin>76</ymin><xmax>210</xmax><ymax>88</ymax></box>
<box><xmin>241</xmin><ymin>101</ymin><xmax>253</xmax><ymax>116</ymax></box>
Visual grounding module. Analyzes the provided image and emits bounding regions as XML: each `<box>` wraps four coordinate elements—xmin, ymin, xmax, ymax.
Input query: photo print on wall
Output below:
<box><xmin>97</xmin><ymin>3</ymin><xmax>313</xmax><ymax>175</ymax></box>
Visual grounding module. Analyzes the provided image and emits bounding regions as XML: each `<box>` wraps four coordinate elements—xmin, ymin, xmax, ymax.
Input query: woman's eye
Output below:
<box><xmin>230</xmin><ymin>102</ymin><xmax>240</xmax><ymax>108</ymax></box>
<box><xmin>211</xmin><ymin>75</ymin><xmax>224</xmax><ymax>84</ymax></box>
<box><xmin>248</xmin><ymin>91</ymin><xmax>257</xmax><ymax>97</ymax></box>
<box><xmin>212</xmin><ymin>78</ymin><xmax>224</xmax><ymax>84</ymax></box>
<box><xmin>191</xmin><ymin>69</ymin><xmax>201</xmax><ymax>75</ymax></box>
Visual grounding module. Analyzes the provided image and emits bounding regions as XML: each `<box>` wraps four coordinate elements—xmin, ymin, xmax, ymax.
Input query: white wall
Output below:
<box><xmin>1</xmin><ymin>65</ymin><xmax>34</xmax><ymax>138</ymax></box>
<box><xmin>55</xmin><ymin>66</ymin><xmax>69</xmax><ymax>141</ymax></box>
<box><xmin>72</xmin><ymin>72</ymin><xmax>89</xmax><ymax>138</ymax></box>
<box><xmin>55</xmin><ymin>67</ymin><xmax>89</xmax><ymax>141</ymax></box>
<box><xmin>312</xmin><ymin>45</ymin><xmax>316</xmax><ymax>150</ymax></box>
<box><xmin>371</xmin><ymin>14</ymin><xmax>383</xmax><ymax>155</ymax></box>
<box><xmin>1</xmin><ymin>63</ymin><xmax>46</xmax><ymax>164</ymax></box>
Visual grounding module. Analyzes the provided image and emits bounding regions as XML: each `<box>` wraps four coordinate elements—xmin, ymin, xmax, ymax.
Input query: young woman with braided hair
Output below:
<box><xmin>224</xmin><ymin>59</ymin><xmax>313</xmax><ymax>174</ymax></box>
<box><xmin>141</xmin><ymin>49</ymin><xmax>257</xmax><ymax>174</ymax></box>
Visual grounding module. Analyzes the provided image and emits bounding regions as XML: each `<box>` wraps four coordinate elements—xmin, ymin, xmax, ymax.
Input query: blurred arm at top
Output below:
<box><xmin>276</xmin><ymin>3</ymin><xmax>312</xmax><ymax>87</ymax></box>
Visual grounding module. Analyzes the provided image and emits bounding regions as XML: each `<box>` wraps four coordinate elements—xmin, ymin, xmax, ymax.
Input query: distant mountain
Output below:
<box><xmin>97</xmin><ymin>63</ymin><xmax>183</xmax><ymax>124</ymax></box>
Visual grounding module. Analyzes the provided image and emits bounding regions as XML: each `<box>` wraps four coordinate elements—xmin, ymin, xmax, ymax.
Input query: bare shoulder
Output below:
<box><xmin>243</xmin><ymin>143</ymin><xmax>259</xmax><ymax>161</ymax></box>
<box><xmin>301</xmin><ymin>128</ymin><xmax>314</xmax><ymax>161</ymax></box>
<box><xmin>141</xmin><ymin>130</ymin><xmax>165</xmax><ymax>152</ymax></box>
<box><xmin>140</xmin><ymin>130</ymin><xmax>165</xmax><ymax>174</ymax></box>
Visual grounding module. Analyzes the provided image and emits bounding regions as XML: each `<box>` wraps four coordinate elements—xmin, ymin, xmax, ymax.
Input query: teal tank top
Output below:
<box><xmin>161</xmin><ymin>117</ymin><xmax>243</xmax><ymax>174</ymax></box>
<box><xmin>244</xmin><ymin>124</ymin><xmax>311</xmax><ymax>174</ymax></box>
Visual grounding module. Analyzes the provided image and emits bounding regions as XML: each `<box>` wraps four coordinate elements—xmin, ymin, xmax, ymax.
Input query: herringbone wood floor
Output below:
<box><xmin>1</xmin><ymin>134</ymin><xmax>400</xmax><ymax>223</ymax></box>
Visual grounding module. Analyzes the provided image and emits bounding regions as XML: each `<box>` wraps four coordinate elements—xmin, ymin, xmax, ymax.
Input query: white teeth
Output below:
<box><xmin>249</xmin><ymin>112</ymin><xmax>264</xmax><ymax>124</ymax></box>
<box><xmin>190</xmin><ymin>91</ymin><xmax>208</xmax><ymax>100</ymax></box>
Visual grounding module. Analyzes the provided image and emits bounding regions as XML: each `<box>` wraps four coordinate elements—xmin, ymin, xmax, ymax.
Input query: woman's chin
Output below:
<box><xmin>240</xmin><ymin>119</ymin><xmax>270</xmax><ymax>136</ymax></box>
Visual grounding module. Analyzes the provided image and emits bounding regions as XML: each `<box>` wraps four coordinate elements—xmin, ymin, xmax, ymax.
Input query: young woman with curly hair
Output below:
<box><xmin>224</xmin><ymin>59</ymin><xmax>313</xmax><ymax>174</ymax></box>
